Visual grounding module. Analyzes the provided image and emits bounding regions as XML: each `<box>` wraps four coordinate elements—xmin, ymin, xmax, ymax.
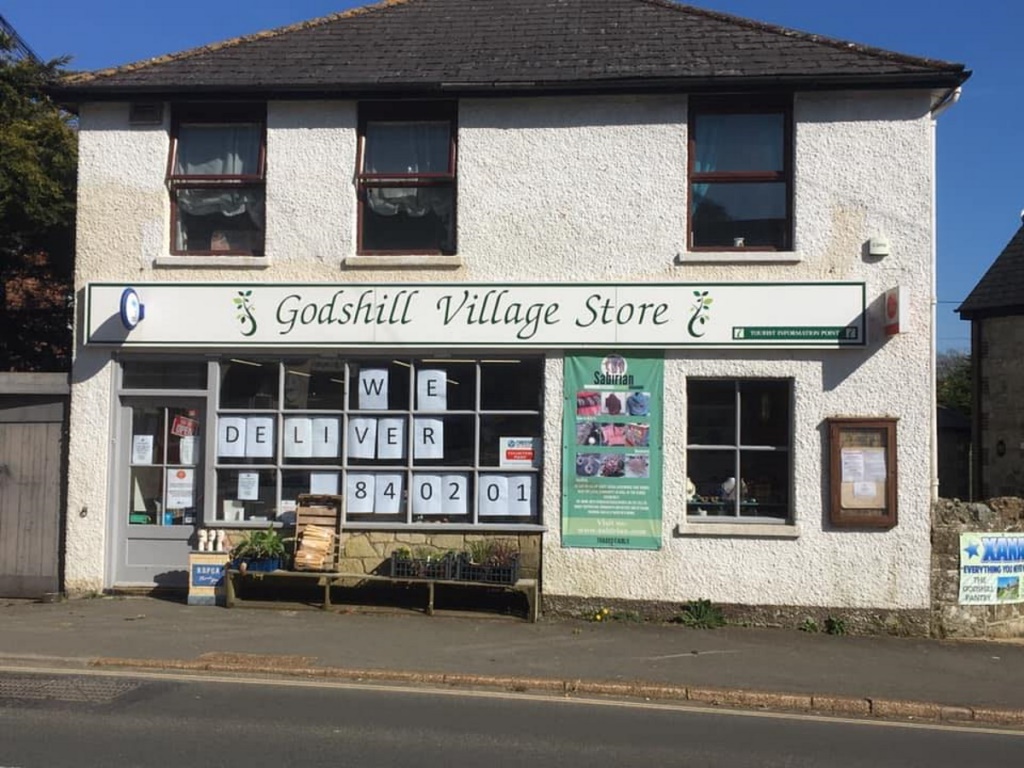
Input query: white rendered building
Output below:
<box><xmin>53</xmin><ymin>0</ymin><xmax>968</xmax><ymax>627</ymax></box>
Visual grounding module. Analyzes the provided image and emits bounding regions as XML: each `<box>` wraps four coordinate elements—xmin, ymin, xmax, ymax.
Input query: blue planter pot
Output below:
<box><xmin>232</xmin><ymin>557</ymin><xmax>282</xmax><ymax>572</ymax></box>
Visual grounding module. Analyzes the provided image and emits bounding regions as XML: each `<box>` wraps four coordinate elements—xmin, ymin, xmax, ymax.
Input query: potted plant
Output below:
<box><xmin>230</xmin><ymin>527</ymin><xmax>286</xmax><ymax>573</ymax></box>
<box><xmin>458</xmin><ymin>539</ymin><xmax>520</xmax><ymax>585</ymax></box>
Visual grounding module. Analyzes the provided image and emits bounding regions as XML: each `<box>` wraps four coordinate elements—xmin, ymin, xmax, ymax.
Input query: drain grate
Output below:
<box><xmin>0</xmin><ymin>674</ymin><xmax>141</xmax><ymax>704</ymax></box>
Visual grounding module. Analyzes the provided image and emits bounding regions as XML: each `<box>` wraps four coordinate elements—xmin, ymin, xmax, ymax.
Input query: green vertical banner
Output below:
<box><xmin>562</xmin><ymin>352</ymin><xmax>663</xmax><ymax>549</ymax></box>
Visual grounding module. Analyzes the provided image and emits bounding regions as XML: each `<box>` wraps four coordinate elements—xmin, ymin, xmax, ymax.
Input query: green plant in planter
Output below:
<box><xmin>230</xmin><ymin>527</ymin><xmax>286</xmax><ymax>566</ymax></box>
<box><xmin>464</xmin><ymin>538</ymin><xmax>518</xmax><ymax>566</ymax></box>
<box><xmin>459</xmin><ymin>538</ymin><xmax>520</xmax><ymax>584</ymax></box>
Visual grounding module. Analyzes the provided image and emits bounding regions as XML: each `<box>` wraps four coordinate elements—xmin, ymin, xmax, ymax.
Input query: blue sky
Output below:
<box><xmin>6</xmin><ymin>0</ymin><xmax>1018</xmax><ymax>352</ymax></box>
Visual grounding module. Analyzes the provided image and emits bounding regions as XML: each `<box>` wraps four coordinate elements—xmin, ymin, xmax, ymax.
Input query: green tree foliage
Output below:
<box><xmin>937</xmin><ymin>350</ymin><xmax>971</xmax><ymax>416</ymax></box>
<box><xmin>0</xmin><ymin>32</ymin><xmax>77</xmax><ymax>371</ymax></box>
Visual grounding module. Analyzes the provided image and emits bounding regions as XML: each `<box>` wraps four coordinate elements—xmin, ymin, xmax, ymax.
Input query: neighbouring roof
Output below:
<box><xmin>52</xmin><ymin>0</ymin><xmax>968</xmax><ymax>100</ymax></box>
<box><xmin>958</xmin><ymin>225</ymin><xmax>1024</xmax><ymax>319</ymax></box>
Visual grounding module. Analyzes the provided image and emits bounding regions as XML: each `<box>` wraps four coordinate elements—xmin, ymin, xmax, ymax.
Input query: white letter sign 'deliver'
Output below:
<box><xmin>245</xmin><ymin>417</ymin><xmax>275</xmax><ymax>458</ymax></box>
<box><xmin>377</xmin><ymin>418</ymin><xmax>406</xmax><ymax>460</ymax></box>
<box><xmin>414</xmin><ymin>418</ymin><xmax>444</xmax><ymax>460</ymax></box>
<box><xmin>284</xmin><ymin>418</ymin><xmax>313</xmax><ymax>458</ymax></box>
<box><xmin>347</xmin><ymin>418</ymin><xmax>378</xmax><ymax>459</ymax></box>
<box><xmin>218</xmin><ymin>417</ymin><xmax>246</xmax><ymax>458</ymax></box>
<box><xmin>311</xmin><ymin>417</ymin><xmax>340</xmax><ymax>458</ymax></box>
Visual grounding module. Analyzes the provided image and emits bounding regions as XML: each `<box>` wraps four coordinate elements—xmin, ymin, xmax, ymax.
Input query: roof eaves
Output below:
<box><xmin>51</xmin><ymin>68</ymin><xmax>971</xmax><ymax>104</ymax></box>
<box><xmin>957</xmin><ymin>304</ymin><xmax>1024</xmax><ymax>321</ymax></box>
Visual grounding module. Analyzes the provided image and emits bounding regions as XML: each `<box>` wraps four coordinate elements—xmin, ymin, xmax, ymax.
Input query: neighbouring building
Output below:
<box><xmin>51</xmin><ymin>0</ymin><xmax>968</xmax><ymax>626</ymax></box>
<box><xmin>958</xmin><ymin>223</ymin><xmax>1024</xmax><ymax>499</ymax></box>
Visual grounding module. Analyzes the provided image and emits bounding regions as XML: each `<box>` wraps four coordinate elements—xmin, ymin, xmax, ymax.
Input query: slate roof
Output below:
<box><xmin>53</xmin><ymin>0</ymin><xmax>968</xmax><ymax>100</ymax></box>
<box><xmin>958</xmin><ymin>225</ymin><xmax>1024</xmax><ymax>319</ymax></box>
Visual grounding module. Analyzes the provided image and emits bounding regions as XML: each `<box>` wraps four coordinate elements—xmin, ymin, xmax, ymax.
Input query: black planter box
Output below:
<box><xmin>390</xmin><ymin>554</ymin><xmax>456</xmax><ymax>580</ymax></box>
<box><xmin>456</xmin><ymin>554</ymin><xmax>519</xmax><ymax>585</ymax></box>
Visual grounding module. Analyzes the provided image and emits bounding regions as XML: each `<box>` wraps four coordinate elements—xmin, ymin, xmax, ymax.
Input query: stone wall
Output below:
<box><xmin>932</xmin><ymin>497</ymin><xmax>1024</xmax><ymax>638</ymax></box>
<box><xmin>337</xmin><ymin>532</ymin><xmax>541</xmax><ymax>580</ymax></box>
<box><xmin>977</xmin><ymin>317</ymin><xmax>1024</xmax><ymax>497</ymax></box>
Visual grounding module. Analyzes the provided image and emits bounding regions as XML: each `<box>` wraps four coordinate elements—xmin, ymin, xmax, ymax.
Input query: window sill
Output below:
<box><xmin>154</xmin><ymin>256</ymin><xmax>271</xmax><ymax>269</ymax></box>
<box><xmin>675</xmin><ymin>521</ymin><xmax>798</xmax><ymax>538</ymax></box>
<box><xmin>344</xmin><ymin>254</ymin><xmax>464</xmax><ymax>269</ymax></box>
<box><xmin>675</xmin><ymin>251</ymin><xmax>803</xmax><ymax>265</ymax></box>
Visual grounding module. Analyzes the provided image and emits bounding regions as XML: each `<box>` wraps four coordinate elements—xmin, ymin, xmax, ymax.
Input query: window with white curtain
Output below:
<box><xmin>688</xmin><ymin>97</ymin><xmax>792</xmax><ymax>251</ymax></box>
<box><xmin>357</xmin><ymin>101</ymin><xmax>457</xmax><ymax>255</ymax></box>
<box><xmin>167</xmin><ymin>105</ymin><xmax>266</xmax><ymax>256</ymax></box>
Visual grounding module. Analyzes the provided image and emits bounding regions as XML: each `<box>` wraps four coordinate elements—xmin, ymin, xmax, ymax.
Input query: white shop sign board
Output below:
<box><xmin>86</xmin><ymin>282</ymin><xmax>868</xmax><ymax>349</ymax></box>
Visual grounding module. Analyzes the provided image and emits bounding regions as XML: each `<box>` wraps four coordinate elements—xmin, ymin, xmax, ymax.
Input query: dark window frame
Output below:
<box><xmin>356</xmin><ymin>100</ymin><xmax>458</xmax><ymax>256</ymax></box>
<box><xmin>212</xmin><ymin>355</ymin><xmax>542</xmax><ymax>527</ymax></box>
<box><xmin>685</xmin><ymin>378</ymin><xmax>793</xmax><ymax>521</ymax></box>
<box><xmin>687</xmin><ymin>96</ymin><xmax>793</xmax><ymax>252</ymax></box>
<box><xmin>166</xmin><ymin>103</ymin><xmax>267</xmax><ymax>257</ymax></box>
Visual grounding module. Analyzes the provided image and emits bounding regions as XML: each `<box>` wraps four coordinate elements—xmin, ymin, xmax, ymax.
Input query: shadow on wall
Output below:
<box><xmin>71</xmin><ymin>287</ymin><xmax>126</xmax><ymax>384</ymax></box>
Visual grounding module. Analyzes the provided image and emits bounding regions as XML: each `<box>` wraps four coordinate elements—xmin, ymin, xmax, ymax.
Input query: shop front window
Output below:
<box><xmin>685</xmin><ymin>379</ymin><xmax>791</xmax><ymax>521</ymax></box>
<box><xmin>213</xmin><ymin>356</ymin><xmax>543</xmax><ymax>526</ymax></box>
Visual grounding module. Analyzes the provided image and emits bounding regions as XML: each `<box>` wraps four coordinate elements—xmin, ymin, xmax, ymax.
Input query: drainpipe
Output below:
<box><xmin>928</xmin><ymin>86</ymin><xmax>962</xmax><ymax>502</ymax></box>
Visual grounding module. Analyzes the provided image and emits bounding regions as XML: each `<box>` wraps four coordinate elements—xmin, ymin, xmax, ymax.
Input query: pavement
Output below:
<box><xmin>2</xmin><ymin>595</ymin><xmax>1024</xmax><ymax>728</ymax></box>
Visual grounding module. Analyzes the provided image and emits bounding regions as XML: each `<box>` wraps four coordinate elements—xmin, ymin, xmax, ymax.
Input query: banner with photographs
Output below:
<box><xmin>959</xmin><ymin>532</ymin><xmax>1024</xmax><ymax>605</ymax></box>
<box><xmin>562</xmin><ymin>353</ymin><xmax>662</xmax><ymax>549</ymax></box>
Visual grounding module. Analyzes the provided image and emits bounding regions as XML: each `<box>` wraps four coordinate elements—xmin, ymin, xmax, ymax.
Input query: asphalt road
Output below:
<box><xmin>0</xmin><ymin>670</ymin><xmax>1021</xmax><ymax>767</ymax></box>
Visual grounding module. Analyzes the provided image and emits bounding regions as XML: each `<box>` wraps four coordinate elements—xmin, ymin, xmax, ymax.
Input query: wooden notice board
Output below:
<box><xmin>828</xmin><ymin>418</ymin><xmax>897</xmax><ymax>529</ymax></box>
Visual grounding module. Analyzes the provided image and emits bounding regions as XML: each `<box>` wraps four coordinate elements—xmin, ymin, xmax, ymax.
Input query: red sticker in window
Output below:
<box><xmin>171</xmin><ymin>415</ymin><xmax>199</xmax><ymax>438</ymax></box>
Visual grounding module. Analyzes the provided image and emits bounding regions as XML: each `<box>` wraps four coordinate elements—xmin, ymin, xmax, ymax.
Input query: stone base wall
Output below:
<box><xmin>542</xmin><ymin>595</ymin><xmax>930</xmax><ymax>636</ymax></box>
<box><xmin>932</xmin><ymin>497</ymin><xmax>1024</xmax><ymax>638</ymax></box>
<box><xmin>337</xmin><ymin>531</ymin><xmax>541</xmax><ymax>580</ymax></box>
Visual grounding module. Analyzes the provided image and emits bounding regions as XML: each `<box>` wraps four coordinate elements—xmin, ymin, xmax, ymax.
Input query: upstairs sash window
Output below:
<box><xmin>168</xmin><ymin>105</ymin><xmax>266</xmax><ymax>256</ymax></box>
<box><xmin>689</xmin><ymin>98</ymin><xmax>792</xmax><ymax>251</ymax></box>
<box><xmin>357</xmin><ymin>102</ymin><xmax>457</xmax><ymax>255</ymax></box>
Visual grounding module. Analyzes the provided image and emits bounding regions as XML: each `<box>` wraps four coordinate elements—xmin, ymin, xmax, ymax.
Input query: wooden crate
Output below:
<box><xmin>292</xmin><ymin>494</ymin><xmax>342</xmax><ymax>572</ymax></box>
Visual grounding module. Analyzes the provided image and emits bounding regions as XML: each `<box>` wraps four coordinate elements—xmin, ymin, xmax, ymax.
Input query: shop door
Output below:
<box><xmin>114</xmin><ymin>399</ymin><xmax>204</xmax><ymax>587</ymax></box>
